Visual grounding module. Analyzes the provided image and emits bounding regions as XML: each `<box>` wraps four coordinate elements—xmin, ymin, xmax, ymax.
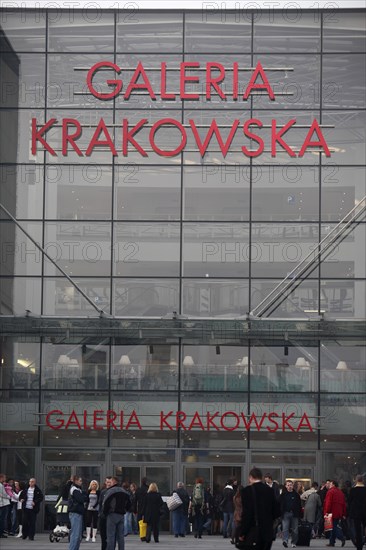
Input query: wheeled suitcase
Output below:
<box><xmin>297</xmin><ymin>521</ymin><xmax>313</xmax><ymax>547</ymax></box>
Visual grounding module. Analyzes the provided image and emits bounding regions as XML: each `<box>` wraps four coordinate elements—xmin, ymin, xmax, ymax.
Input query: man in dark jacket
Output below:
<box><xmin>348</xmin><ymin>474</ymin><xmax>366</xmax><ymax>550</ymax></box>
<box><xmin>19</xmin><ymin>478</ymin><xmax>43</xmax><ymax>541</ymax></box>
<box><xmin>280</xmin><ymin>480</ymin><xmax>302</xmax><ymax>548</ymax></box>
<box><xmin>265</xmin><ymin>474</ymin><xmax>281</xmax><ymax>501</ymax></box>
<box><xmin>102</xmin><ymin>477</ymin><xmax>131</xmax><ymax>550</ymax></box>
<box><xmin>239</xmin><ymin>467</ymin><xmax>279</xmax><ymax>550</ymax></box>
<box><xmin>99</xmin><ymin>477</ymin><xmax>113</xmax><ymax>550</ymax></box>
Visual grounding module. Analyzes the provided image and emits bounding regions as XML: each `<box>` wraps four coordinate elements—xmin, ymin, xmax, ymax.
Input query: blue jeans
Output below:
<box><xmin>106</xmin><ymin>512</ymin><xmax>125</xmax><ymax>550</ymax></box>
<box><xmin>124</xmin><ymin>512</ymin><xmax>132</xmax><ymax>535</ymax></box>
<box><xmin>330</xmin><ymin>518</ymin><xmax>345</xmax><ymax>546</ymax></box>
<box><xmin>223</xmin><ymin>512</ymin><xmax>234</xmax><ymax>537</ymax></box>
<box><xmin>69</xmin><ymin>512</ymin><xmax>83</xmax><ymax>550</ymax></box>
<box><xmin>282</xmin><ymin>511</ymin><xmax>299</xmax><ymax>545</ymax></box>
<box><xmin>172</xmin><ymin>507</ymin><xmax>187</xmax><ymax>536</ymax></box>
<box><xmin>0</xmin><ymin>505</ymin><xmax>8</xmax><ymax>536</ymax></box>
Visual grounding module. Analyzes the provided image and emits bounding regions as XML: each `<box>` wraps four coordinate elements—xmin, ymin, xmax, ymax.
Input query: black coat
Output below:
<box><xmin>20</xmin><ymin>484</ymin><xmax>43</xmax><ymax>514</ymax></box>
<box><xmin>174</xmin><ymin>487</ymin><xmax>190</xmax><ymax>514</ymax></box>
<box><xmin>280</xmin><ymin>490</ymin><xmax>302</xmax><ymax>518</ymax></box>
<box><xmin>240</xmin><ymin>482</ymin><xmax>279</xmax><ymax>542</ymax></box>
<box><xmin>143</xmin><ymin>492</ymin><xmax>164</xmax><ymax>525</ymax></box>
<box><xmin>135</xmin><ymin>483</ymin><xmax>148</xmax><ymax>515</ymax></box>
<box><xmin>348</xmin><ymin>486</ymin><xmax>366</xmax><ymax>521</ymax></box>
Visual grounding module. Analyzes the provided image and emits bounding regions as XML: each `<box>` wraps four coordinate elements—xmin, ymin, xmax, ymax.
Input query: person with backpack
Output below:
<box><xmin>188</xmin><ymin>477</ymin><xmax>207</xmax><ymax>539</ymax></box>
<box><xmin>221</xmin><ymin>479</ymin><xmax>235</xmax><ymax>539</ymax></box>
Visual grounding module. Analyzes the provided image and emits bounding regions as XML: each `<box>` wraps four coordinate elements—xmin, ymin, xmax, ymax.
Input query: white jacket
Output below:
<box><xmin>0</xmin><ymin>482</ymin><xmax>10</xmax><ymax>508</ymax></box>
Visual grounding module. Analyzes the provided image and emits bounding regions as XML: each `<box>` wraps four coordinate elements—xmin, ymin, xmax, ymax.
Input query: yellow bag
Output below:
<box><xmin>139</xmin><ymin>519</ymin><xmax>147</xmax><ymax>540</ymax></box>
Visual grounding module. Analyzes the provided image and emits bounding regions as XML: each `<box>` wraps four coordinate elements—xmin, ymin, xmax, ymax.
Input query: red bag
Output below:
<box><xmin>324</xmin><ymin>514</ymin><xmax>333</xmax><ymax>531</ymax></box>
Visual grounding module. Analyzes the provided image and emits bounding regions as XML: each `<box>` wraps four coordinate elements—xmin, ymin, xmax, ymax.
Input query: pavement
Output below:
<box><xmin>0</xmin><ymin>535</ymin><xmax>351</xmax><ymax>550</ymax></box>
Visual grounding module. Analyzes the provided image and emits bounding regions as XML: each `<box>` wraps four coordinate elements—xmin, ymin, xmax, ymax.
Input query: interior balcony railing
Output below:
<box><xmin>250</xmin><ymin>196</ymin><xmax>366</xmax><ymax>319</ymax></box>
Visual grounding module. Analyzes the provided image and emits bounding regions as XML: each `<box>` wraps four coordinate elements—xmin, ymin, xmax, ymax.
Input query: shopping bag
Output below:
<box><xmin>324</xmin><ymin>514</ymin><xmax>333</xmax><ymax>532</ymax></box>
<box><xmin>139</xmin><ymin>519</ymin><xmax>147</xmax><ymax>540</ymax></box>
<box><xmin>166</xmin><ymin>492</ymin><xmax>183</xmax><ymax>511</ymax></box>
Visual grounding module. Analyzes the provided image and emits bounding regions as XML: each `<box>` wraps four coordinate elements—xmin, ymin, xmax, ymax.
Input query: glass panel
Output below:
<box><xmin>0</xmin><ymin>165</ymin><xmax>44</xmax><ymax>220</ymax></box>
<box><xmin>183</xmin><ymin>223</ymin><xmax>249</xmax><ymax>277</ymax></box>
<box><xmin>110</xmin><ymin>391</ymin><xmax>178</xmax><ymax>448</ymax></box>
<box><xmin>183</xmin><ymin>166</ymin><xmax>250</xmax><ymax>221</ymax></box>
<box><xmin>252</xmin><ymin>166</ymin><xmax>319</xmax><ymax>222</ymax></box>
<box><xmin>252</xmin><ymin>54</ymin><xmax>320</xmax><ymax>110</ymax></box>
<box><xmin>182</xmin><ymin>279</ymin><xmax>249</xmax><ymax>317</ymax></box>
<box><xmin>251</xmin><ymin>111</ymin><xmax>323</xmax><ymax>166</ymax></box>
<box><xmin>320</xmin><ymin>343</ymin><xmax>366</xmax><ymax>392</ymax></box>
<box><xmin>42</xmin><ymin>449</ymin><xmax>105</xmax><ymax>461</ymax></box>
<box><xmin>41</xmin><ymin>391</ymin><xmax>109</xmax><ymax>447</ymax></box>
<box><xmin>113</xmin><ymin>223</ymin><xmax>180</xmax><ymax>277</ymax></box>
<box><xmin>111</xmin><ymin>344</ymin><xmax>178</xmax><ymax>392</ymax></box>
<box><xmin>0</xmin><ymin>10</ymin><xmax>46</xmax><ymax>52</ymax></box>
<box><xmin>0</xmin><ymin>221</ymin><xmax>43</xmax><ymax>276</ymax></box>
<box><xmin>45</xmin><ymin>165</ymin><xmax>112</xmax><ymax>220</ymax></box>
<box><xmin>0</xmin><ymin>448</ymin><xmax>35</xmax><ymax>482</ymax></box>
<box><xmin>115</xmin><ymin>466</ymin><xmax>140</xmax><ymax>485</ymax></box>
<box><xmin>145</xmin><ymin>466</ymin><xmax>171</xmax><ymax>495</ymax></box>
<box><xmin>113</xmin><ymin>450</ymin><xmax>175</xmax><ymax>463</ymax></box>
<box><xmin>185</xmin><ymin>12</ymin><xmax>251</xmax><ymax>53</ymax></box>
<box><xmin>284</xmin><ymin>468</ymin><xmax>313</xmax><ymax>490</ymax></box>
<box><xmin>47</xmin><ymin>54</ymin><xmax>114</xmax><ymax>109</ymax></box>
<box><xmin>184</xmin><ymin>467</ymin><xmax>211</xmax><ymax>494</ymax></box>
<box><xmin>182</xmin><ymin>345</ymin><xmax>249</xmax><ymax>392</ymax></box>
<box><xmin>0</xmin><ymin>53</ymin><xmax>45</xmax><ymax>108</ymax></box>
<box><xmin>114</xmin><ymin>54</ymin><xmax>182</xmax><ymax>110</ymax></box>
<box><xmin>251</xmin><ymin>279</ymin><xmax>319</xmax><ymax>318</ymax></box>
<box><xmin>75</xmin><ymin>465</ymin><xmax>101</xmax><ymax>485</ymax></box>
<box><xmin>249</xmin><ymin>393</ymin><xmax>318</xmax><ymax>449</ymax></box>
<box><xmin>321</xmin><ymin>166</ymin><xmax>366</xmax><ymax>222</ymax></box>
<box><xmin>322</xmin><ymin>452</ymin><xmax>366</xmax><ymax>485</ymax></box>
<box><xmin>180</xmin><ymin>392</ymin><xmax>249</xmax><ymax>448</ymax></box>
<box><xmin>322</xmin><ymin>111</ymin><xmax>366</xmax><ymax>166</ymax></box>
<box><xmin>0</xmin><ymin>277</ymin><xmax>42</xmax><ymax>316</ymax></box>
<box><xmin>46</xmin><ymin>110</ymin><xmax>114</xmax><ymax>164</ymax></box>
<box><xmin>320</xmin><ymin>280</ymin><xmax>362</xmax><ymax>319</ymax></box>
<box><xmin>115</xmin><ymin>165</ymin><xmax>181</xmax><ymax>221</ymax></box>
<box><xmin>43</xmin><ymin>278</ymin><xmax>111</xmax><ymax>316</ymax></box>
<box><xmin>48</xmin><ymin>11</ymin><xmax>114</xmax><ymax>52</ymax></box>
<box><xmin>43</xmin><ymin>222</ymin><xmax>112</xmax><ymax>277</ymax></box>
<box><xmin>323</xmin><ymin>11</ymin><xmax>366</xmax><ymax>52</ymax></box>
<box><xmin>254</xmin><ymin>11</ymin><xmax>320</xmax><ymax>52</ymax></box>
<box><xmin>251</xmin><ymin>345</ymin><xmax>318</xmax><ymax>392</ymax></box>
<box><xmin>0</xmin><ymin>338</ymin><xmax>40</xmax><ymax>390</ymax></box>
<box><xmin>43</xmin><ymin>463</ymin><xmax>72</xmax><ymax>530</ymax></box>
<box><xmin>113</xmin><ymin>279</ymin><xmax>179</xmax><ymax>317</ymax></box>
<box><xmin>0</xmin><ymin>109</ymin><xmax>44</xmax><ymax>164</ymax></box>
<box><xmin>0</xmin><ymin>390</ymin><xmax>39</xmax><ymax>446</ymax></box>
<box><xmin>182</xmin><ymin>450</ymin><xmax>245</xmax><ymax>464</ymax></box>
<box><xmin>251</xmin><ymin>223</ymin><xmax>319</xmax><ymax>279</ymax></box>
<box><xmin>322</xmin><ymin>54</ymin><xmax>366</xmax><ymax>109</ymax></box>
<box><xmin>320</xmin><ymin>394</ymin><xmax>366</xmax><ymax>450</ymax></box>
<box><xmin>41</xmin><ymin>343</ymin><xmax>109</xmax><ymax>391</ymax></box>
<box><xmin>213</xmin><ymin>465</ymin><xmax>242</xmax><ymax>493</ymax></box>
<box><xmin>117</xmin><ymin>12</ymin><xmax>183</xmax><ymax>53</ymax></box>
<box><xmin>321</xmin><ymin>223</ymin><xmax>365</xmax><ymax>279</ymax></box>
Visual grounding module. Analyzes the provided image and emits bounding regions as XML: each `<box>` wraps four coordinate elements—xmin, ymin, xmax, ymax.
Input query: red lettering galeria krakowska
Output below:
<box><xmin>31</xmin><ymin>61</ymin><xmax>331</xmax><ymax>159</ymax></box>
<box><xmin>45</xmin><ymin>409</ymin><xmax>314</xmax><ymax>433</ymax></box>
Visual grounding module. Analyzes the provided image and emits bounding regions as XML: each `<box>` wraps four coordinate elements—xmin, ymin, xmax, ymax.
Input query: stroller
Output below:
<box><xmin>50</xmin><ymin>497</ymin><xmax>70</xmax><ymax>543</ymax></box>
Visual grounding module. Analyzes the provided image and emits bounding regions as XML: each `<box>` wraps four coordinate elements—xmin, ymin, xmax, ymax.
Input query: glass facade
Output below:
<box><xmin>0</xmin><ymin>7</ymin><xmax>365</xmax><ymax>522</ymax></box>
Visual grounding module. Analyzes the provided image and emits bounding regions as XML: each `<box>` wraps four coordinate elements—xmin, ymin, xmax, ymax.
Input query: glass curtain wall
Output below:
<box><xmin>0</xmin><ymin>8</ymin><xmax>365</xmax><ymax>484</ymax></box>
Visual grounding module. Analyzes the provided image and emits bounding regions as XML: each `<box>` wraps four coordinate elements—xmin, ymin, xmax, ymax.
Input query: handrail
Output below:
<box><xmin>250</xmin><ymin>196</ymin><xmax>366</xmax><ymax>318</ymax></box>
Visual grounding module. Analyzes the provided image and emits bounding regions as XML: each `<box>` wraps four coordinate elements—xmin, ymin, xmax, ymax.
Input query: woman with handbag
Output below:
<box><xmin>238</xmin><ymin>467</ymin><xmax>279</xmax><ymax>550</ymax></box>
<box><xmin>171</xmin><ymin>482</ymin><xmax>189</xmax><ymax>538</ymax></box>
<box><xmin>142</xmin><ymin>483</ymin><xmax>164</xmax><ymax>543</ymax></box>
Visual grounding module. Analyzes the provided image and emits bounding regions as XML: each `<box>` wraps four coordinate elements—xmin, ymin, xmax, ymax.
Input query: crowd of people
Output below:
<box><xmin>0</xmin><ymin>469</ymin><xmax>365</xmax><ymax>550</ymax></box>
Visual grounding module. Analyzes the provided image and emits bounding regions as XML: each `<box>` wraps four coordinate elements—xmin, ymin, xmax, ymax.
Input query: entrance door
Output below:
<box><xmin>43</xmin><ymin>463</ymin><xmax>103</xmax><ymax>530</ymax></box>
<box><xmin>183</xmin><ymin>465</ymin><xmax>242</xmax><ymax>494</ymax></box>
<box><xmin>255</xmin><ymin>466</ymin><xmax>313</xmax><ymax>490</ymax></box>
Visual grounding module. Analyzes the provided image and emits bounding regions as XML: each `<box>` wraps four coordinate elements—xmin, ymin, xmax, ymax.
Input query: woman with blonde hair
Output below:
<box><xmin>85</xmin><ymin>480</ymin><xmax>100</xmax><ymax>542</ymax></box>
<box><xmin>142</xmin><ymin>483</ymin><xmax>164</xmax><ymax>543</ymax></box>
